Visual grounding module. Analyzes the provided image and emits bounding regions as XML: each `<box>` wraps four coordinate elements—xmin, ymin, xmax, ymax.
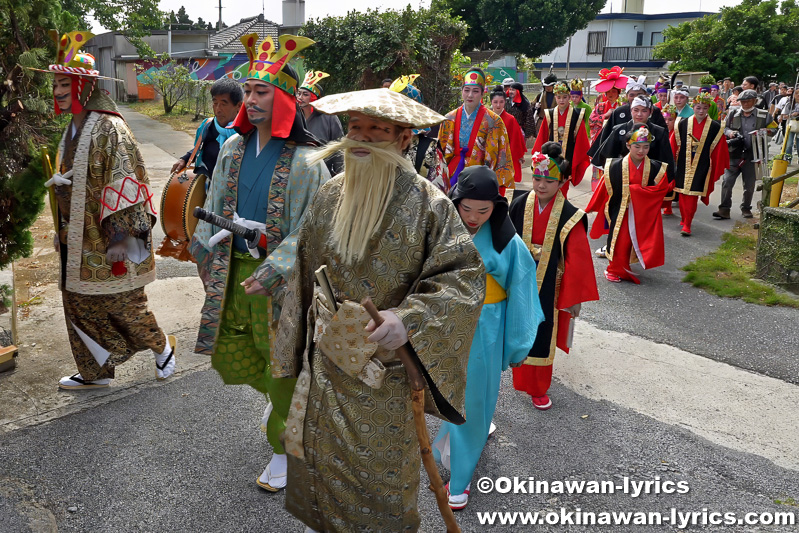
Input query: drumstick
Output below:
<box><xmin>193</xmin><ymin>207</ymin><xmax>265</xmax><ymax>249</ymax></box>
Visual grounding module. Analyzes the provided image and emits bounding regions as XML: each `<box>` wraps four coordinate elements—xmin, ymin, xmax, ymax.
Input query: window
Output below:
<box><xmin>650</xmin><ymin>32</ymin><xmax>663</xmax><ymax>45</ymax></box>
<box><xmin>636</xmin><ymin>31</ymin><xmax>644</xmax><ymax>47</ymax></box>
<box><xmin>587</xmin><ymin>31</ymin><xmax>607</xmax><ymax>55</ymax></box>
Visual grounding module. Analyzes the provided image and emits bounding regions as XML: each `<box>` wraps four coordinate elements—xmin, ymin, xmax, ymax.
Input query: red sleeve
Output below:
<box><xmin>532</xmin><ymin>116</ymin><xmax>549</xmax><ymax>155</ymax></box>
<box><xmin>571</xmin><ymin>126</ymin><xmax>590</xmax><ymax>186</ymax></box>
<box><xmin>510</xmin><ymin>121</ymin><xmax>526</xmax><ymax>160</ymax></box>
<box><xmin>703</xmin><ymin>136</ymin><xmax>730</xmax><ymax>204</ymax></box>
<box><xmin>670</xmin><ymin>130</ymin><xmax>679</xmax><ymax>159</ymax></box>
<box><xmin>585</xmin><ymin>180</ymin><xmax>610</xmax><ymax>239</ymax></box>
<box><xmin>557</xmin><ymin>221</ymin><xmax>600</xmax><ymax>310</ymax></box>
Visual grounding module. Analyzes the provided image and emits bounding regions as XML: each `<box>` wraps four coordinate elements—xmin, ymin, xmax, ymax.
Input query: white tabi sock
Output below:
<box><xmin>155</xmin><ymin>334</ymin><xmax>175</xmax><ymax>379</ymax></box>
<box><xmin>268</xmin><ymin>453</ymin><xmax>287</xmax><ymax>476</ymax></box>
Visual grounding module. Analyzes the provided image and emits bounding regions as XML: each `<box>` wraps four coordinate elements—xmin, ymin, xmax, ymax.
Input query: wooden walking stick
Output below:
<box><xmin>361</xmin><ymin>297</ymin><xmax>461</xmax><ymax>533</ymax></box>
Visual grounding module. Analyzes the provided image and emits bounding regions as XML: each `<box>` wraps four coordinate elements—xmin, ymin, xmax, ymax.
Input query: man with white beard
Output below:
<box><xmin>271</xmin><ymin>88</ymin><xmax>486</xmax><ymax>532</ymax></box>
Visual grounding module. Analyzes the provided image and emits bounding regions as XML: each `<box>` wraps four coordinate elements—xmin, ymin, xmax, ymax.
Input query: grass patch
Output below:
<box><xmin>682</xmin><ymin>222</ymin><xmax>799</xmax><ymax>308</ymax></box>
<box><xmin>127</xmin><ymin>100</ymin><xmax>204</xmax><ymax>135</ymax></box>
<box><xmin>774</xmin><ymin>496</ymin><xmax>798</xmax><ymax>507</ymax></box>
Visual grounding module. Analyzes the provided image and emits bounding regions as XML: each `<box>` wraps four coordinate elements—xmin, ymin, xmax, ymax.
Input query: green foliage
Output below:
<box><xmin>682</xmin><ymin>225</ymin><xmax>799</xmax><ymax>308</ymax></box>
<box><xmin>62</xmin><ymin>0</ymin><xmax>163</xmax><ymax>57</ymax></box>
<box><xmin>137</xmin><ymin>56</ymin><xmax>194</xmax><ymax>114</ymax></box>
<box><xmin>433</xmin><ymin>0</ymin><xmax>604</xmax><ymax>57</ymax></box>
<box><xmin>0</xmin><ymin>0</ymin><xmax>79</xmax><ymax>269</ymax></box>
<box><xmin>300</xmin><ymin>6</ymin><xmax>467</xmax><ymax>115</ymax></box>
<box><xmin>654</xmin><ymin>0</ymin><xmax>799</xmax><ymax>83</ymax></box>
<box><xmin>699</xmin><ymin>74</ymin><xmax>716</xmax><ymax>86</ymax></box>
<box><xmin>0</xmin><ymin>137</ymin><xmax>59</xmax><ymax>269</ymax></box>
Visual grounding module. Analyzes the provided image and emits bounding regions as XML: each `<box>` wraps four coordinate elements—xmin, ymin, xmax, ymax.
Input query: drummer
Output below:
<box><xmin>171</xmin><ymin>78</ymin><xmax>243</xmax><ymax>184</ymax></box>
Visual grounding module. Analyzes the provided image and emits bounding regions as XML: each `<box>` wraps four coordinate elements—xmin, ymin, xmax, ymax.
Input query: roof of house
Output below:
<box><xmin>595</xmin><ymin>11</ymin><xmax>716</xmax><ymax>21</ymax></box>
<box><xmin>210</xmin><ymin>14</ymin><xmax>280</xmax><ymax>54</ymax></box>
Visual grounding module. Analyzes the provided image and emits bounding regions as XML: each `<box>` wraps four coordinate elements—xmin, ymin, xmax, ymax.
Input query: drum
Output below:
<box><xmin>156</xmin><ymin>171</ymin><xmax>207</xmax><ymax>262</ymax></box>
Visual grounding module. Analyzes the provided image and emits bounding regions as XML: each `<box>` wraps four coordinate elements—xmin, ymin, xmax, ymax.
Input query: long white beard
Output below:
<box><xmin>309</xmin><ymin>137</ymin><xmax>415</xmax><ymax>264</ymax></box>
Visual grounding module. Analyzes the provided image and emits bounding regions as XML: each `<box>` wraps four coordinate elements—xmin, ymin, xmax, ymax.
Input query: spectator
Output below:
<box><xmin>713</xmin><ymin>89</ymin><xmax>775</xmax><ymax>220</ymax></box>
<box><xmin>728</xmin><ymin>86</ymin><xmax>743</xmax><ymax>108</ymax></box>
<box><xmin>780</xmin><ymin>88</ymin><xmax>799</xmax><ymax>159</ymax></box>
<box><xmin>171</xmin><ymin>78</ymin><xmax>243</xmax><ymax>184</ymax></box>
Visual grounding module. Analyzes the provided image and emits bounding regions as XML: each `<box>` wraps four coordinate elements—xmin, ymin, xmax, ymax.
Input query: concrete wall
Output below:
<box><xmin>540</xmin><ymin>14</ymin><xmax>713</xmax><ymax>64</ymax></box>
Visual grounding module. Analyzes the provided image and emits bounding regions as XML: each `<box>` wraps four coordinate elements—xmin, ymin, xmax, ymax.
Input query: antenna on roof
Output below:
<box><xmin>217</xmin><ymin>0</ymin><xmax>223</xmax><ymax>30</ymax></box>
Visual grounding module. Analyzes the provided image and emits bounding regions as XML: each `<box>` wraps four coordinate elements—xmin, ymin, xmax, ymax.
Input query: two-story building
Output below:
<box><xmin>536</xmin><ymin>3</ymin><xmax>715</xmax><ymax>81</ymax></box>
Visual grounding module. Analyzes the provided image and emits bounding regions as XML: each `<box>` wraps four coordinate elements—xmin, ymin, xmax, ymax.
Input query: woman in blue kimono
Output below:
<box><xmin>433</xmin><ymin>165</ymin><xmax>543</xmax><ymax>510</ymax></box>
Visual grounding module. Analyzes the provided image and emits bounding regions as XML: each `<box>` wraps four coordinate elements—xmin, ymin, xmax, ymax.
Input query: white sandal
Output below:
<box><xmin>155</xmin><ymin>335</ymin><xmax>177</xmax><ymax>381</ymax></box>
<box><xmin>58</xmin><ymin>373</ymin><xmax>111</xmax><ymax>390</ymax></box>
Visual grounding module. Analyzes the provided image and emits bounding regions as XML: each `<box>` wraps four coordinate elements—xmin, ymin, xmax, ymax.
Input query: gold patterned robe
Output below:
<box><xmin>272</xmin><ymin>169</ymin><xmax>485</xmax><ymax>532</ymax></box>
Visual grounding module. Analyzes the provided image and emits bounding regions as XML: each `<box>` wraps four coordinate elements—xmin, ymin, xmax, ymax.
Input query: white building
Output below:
<box><xmin>537</xmin><ymin>7</ymin><xmax>716</xmax><ymax>79</ymax></box>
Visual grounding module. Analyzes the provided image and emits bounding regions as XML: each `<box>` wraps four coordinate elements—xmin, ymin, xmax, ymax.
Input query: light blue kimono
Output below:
<box><xmin>433</xmin><ymin>223</ymin><xmax>543</xmax><ymax>495</ymax></box>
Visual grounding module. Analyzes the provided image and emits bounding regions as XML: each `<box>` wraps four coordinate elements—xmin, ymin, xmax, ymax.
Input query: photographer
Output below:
<box><xmin>713</xmin><ymin>89</ymin><xmax>774</xmax><ymax>220</ymax></box>
<box><xmin>780</xmin><ymin>87</ymin><xmax>799</xmax><ymax>160</ymax></box>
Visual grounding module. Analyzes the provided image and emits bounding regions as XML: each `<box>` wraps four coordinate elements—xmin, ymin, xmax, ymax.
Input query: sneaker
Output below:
<box><xmin>447</xmin><ymin>483</ymin><xmax>470</xmax><ymax>511</ymax></box>
<box><xmin>58</xmin><ymin>373</ymin><xmax>111</xmax><ymax>390</ymax></box>
<box><xmin>741</xmin><ymin>208</ymin><xmax>754</xmax><ymax>218</ymax></box>
<box><xmin>595</xmin><ymin>245</ymin><xmax>607</xmax><ymax>258</ymax></box>
<box><xmin>488</xmin><ymin>421</ymin><xmax>497</xmax><ymax>437</ymax></box>
<box><xmin>532</xmin><ymin>395</ymin><xmax>552</xmax><ymax>410</ymax></box>
<box><xmin>681</xmin><ymin>227</ymin><xmax>692</xmax><ymax>236</ymax></box>
<box><xmin>155</xmin><ymin>335</ymin><xmax>177</xmax><ymax>381</ymax></box>
<box><xmin>604</xmin><ymin>269</ymin><xmax>622</xmax><ymax>283</ymax></box>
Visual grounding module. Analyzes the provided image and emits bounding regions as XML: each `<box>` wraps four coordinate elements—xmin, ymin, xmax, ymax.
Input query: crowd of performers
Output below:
<box><xmin>39</xmin><ymin>28</ymin><xmax>764</xmax><ymax>532</ymax></box>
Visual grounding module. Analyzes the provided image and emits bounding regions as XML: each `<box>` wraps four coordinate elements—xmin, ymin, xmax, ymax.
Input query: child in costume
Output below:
<box><xmin>508</xmin><ymin>142</ymin><xmax>598</xmax><ymax>411</ymax></box>
<box><xmin>532</xmin><ymin>83</ymin><xmax>590</xmax><ymax>195</ymax></box>
<box><xmin>490</xmin><ymin>89</ymin><xmax>527</xmax><ymax>184</ymax></box>
<box><xmin>433</xmin><ymin>165</ymin><xmax>542</xmax><ymax>509</ymax></box>
<box><xmin>670</xmin><ymin>93</ymin><xmax>729</xmax><ymax>236</ymax></box>
<box><xmin>586</xmin><ymin>124</ymin><xmax>673</xmax><ymax>284</ymax></box>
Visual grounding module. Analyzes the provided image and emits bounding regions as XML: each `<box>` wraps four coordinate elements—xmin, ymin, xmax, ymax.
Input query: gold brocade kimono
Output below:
<box><xmin>272</xmin><ymin>170</ymin><xmax>485</xmax><ymax>532</ymax></box>
<box><xmin>54</xmin><ymin>111</ymin><xmax>157</xmax><ymax>295</ymax></box>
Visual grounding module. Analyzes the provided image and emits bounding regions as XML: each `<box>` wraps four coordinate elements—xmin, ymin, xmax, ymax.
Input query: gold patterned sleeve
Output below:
<box><xmin>393</xmin><ymin>195</ymin><xmax>486</xmax><ymax>423</ymax></box>
<box><xmin>270</xmin><ymin>192</ymin><xmax>320</xmax><ymax>379</ymax></box>
<box><xmin>93</xmin><ymin>119</ymin><xmax>154</xmax><ymax>244</ymax></box>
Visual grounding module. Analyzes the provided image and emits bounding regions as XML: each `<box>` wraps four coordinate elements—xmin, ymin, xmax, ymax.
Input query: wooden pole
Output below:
<box><xmin>361</xmin><ymin>297</ymin><xmax>461</xmax><ymax>533</ymax></box>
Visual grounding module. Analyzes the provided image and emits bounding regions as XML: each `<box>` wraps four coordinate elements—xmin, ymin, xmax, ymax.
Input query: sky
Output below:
<box><xmin>91</xmin><ymin>0</ymin><xmax>744</xmax><ymax>33</ymax></box>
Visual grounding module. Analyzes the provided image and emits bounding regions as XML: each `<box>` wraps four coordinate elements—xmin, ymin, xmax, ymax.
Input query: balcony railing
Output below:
<box><xmin>602</xmin><ymin>46</ymin><xmax>655</xmax><ymax>62</ymax></box>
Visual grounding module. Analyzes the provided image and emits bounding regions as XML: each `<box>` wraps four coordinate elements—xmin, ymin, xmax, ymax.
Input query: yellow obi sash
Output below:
<box><xmin>484</xmin><ymin>274</ymin><xmax>507</xmax><ymax>304</ymax></box>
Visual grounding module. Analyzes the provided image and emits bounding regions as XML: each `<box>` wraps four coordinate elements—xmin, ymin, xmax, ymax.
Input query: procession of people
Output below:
<box><xmin>34</xmin><ymin>28</ymin><xmax>783</xmax><ymax>532</ymax></box>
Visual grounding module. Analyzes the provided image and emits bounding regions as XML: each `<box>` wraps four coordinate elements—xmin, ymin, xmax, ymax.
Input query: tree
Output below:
<box><xmin>0</xmin><ymin>0</ymin><xmax>78</xmax><ymax>269</ymax></box>
<box><xmin>137</xmin><ymin>56</ymin><xmax>194</xmax><ymax>114</ymax></box>
<box><xmin>301</xmin><ymin>6</ymin><xmax>467</xmax><ymax>115</ymax></box>
<box><xmin>653</xmin><ymin>0</ymin><xmax>799</xmax><ymax>83</ymax></box>
<box><xmin>65</xmin><ymin>0</ymin><xmax>164</xmax><ymax>57</ymax></box>
<box><xmin>433</xmin><ymin>0</ymin><xmax>604</xmax><ymax>57</ymax></box>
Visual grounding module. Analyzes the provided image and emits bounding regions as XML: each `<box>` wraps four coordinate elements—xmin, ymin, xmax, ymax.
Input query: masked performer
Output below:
<box><xmin>272</xmin><ymin>88</ymin><xmax>485</xmax><ymax>532</ymax></box>
<box><xmin>189</xmin><ymin>34</ymin><xmax>329</xmax><ymax>492</ymax></box>
<box><xmin>35</xmin><ymin>31</ymin><xmax>175</xmax><ymax>390</ymax></box>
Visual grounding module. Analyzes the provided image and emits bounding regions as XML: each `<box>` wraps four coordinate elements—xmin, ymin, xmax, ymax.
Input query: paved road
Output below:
<box><xmin>1</xmin><ymin>107</ymin><xmax>797</xmax><ymax>532</ymax></box>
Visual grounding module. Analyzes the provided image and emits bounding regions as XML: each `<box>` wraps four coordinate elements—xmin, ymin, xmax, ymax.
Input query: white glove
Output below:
<box><xmin>208</xmin><ymin>212</ymin><xmax>266</xmax><ymax>259</ymax></box>
<box><xmin>45</xmin><ymin>169</ymin><xmax>73</xmax><ymax>187</ymax></box>
<box><xmin>365</xmin><ymin>310</ymin><xmax>409</xmax><ymax>351</ymax></box>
